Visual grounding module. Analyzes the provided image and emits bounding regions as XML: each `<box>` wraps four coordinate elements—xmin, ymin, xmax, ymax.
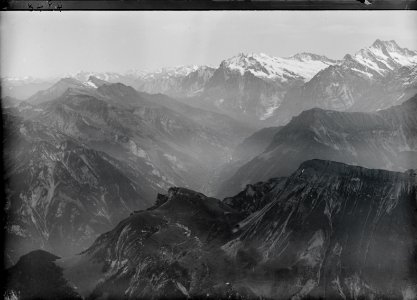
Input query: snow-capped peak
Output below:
<box><xmin>220</xmin><ymin>52</ymin><xmax>336</xmax><ymax>82</ymax></box>
<box><xmin>82</xmin><ymin>79</ymin><xmax>98</xmax><ymax>89</ymax></box>
<box><xmin>348</xmin><ymin>39</ymin><xmax>417</xmax><ymax>76</ymax></box>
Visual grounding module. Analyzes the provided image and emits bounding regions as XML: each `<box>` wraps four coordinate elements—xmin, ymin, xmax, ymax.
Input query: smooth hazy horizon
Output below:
<box><xmin>1</xmin><ymin>11</ymin><xmax>417</xmax><ymax>78</ymax></box>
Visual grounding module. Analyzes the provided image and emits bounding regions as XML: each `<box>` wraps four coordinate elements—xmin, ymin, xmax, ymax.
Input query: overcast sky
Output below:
<box><xmin>1</xmin><ymin>11</ymin><xmax>416</xmax><ymax>78</ymax></box>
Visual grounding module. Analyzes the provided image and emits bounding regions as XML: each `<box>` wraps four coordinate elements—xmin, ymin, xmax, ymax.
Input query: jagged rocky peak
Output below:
<box><xmin>368</xmin><ymin>39</ymin><xmax>416</xmax><ymax>55</ymax></box>
<box><xmin>271</xmin><ymin>40</ymin><xmax>417</xmax><ymax>125</ymax></box>
<box><xmin>219</xmin><ymin>52</ymin><xmax>262</xmax><ymax>74</ymax></box>
<box><xmin>349</xmin><ymin>39</ymin><xmax>417</xmax><ymax>75</ymax></box>
<box><xmin>369</xmin><ymin>39</ymin><xmax>415</xmax><ymax>55</ymax></box>
<box><xmin>372</xmin><ymin>38</ymin><xmax>397</xmax><ymax>48</ymax></box>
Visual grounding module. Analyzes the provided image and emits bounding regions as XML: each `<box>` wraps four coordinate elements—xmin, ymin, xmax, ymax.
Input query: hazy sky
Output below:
<box><xmin>1</xmin><ymin>11</ymin><xmax>416</xmax><ymax>78</ymax></box>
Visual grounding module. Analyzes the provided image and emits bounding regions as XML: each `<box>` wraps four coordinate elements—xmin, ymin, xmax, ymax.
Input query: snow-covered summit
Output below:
<box><xmin>220</xmin><ymin>52</ymin><xmax>337</xmax><ymax>82</ymax></box>
<box><xmin>347</xmin><ymin>39</ymin><xmax>417</xmax><ymax>77</ymax></box>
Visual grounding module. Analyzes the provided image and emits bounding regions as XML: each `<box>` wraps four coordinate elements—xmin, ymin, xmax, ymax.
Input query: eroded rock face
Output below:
<box><xmin>227</xmin><ymin>160</ymin><xmax>417</xmax><ymax>299</ymax></box>
<box><xmin>8</xmin><ymin>160</ymin><xmax>414</xmax><ymax>299</ymax></box>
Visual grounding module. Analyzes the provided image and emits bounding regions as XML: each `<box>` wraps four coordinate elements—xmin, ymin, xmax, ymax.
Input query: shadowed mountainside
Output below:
<box><xmin>6</xmin><ymin>160</ymin><xmax>416</xmax><ymax>299</ymax></box>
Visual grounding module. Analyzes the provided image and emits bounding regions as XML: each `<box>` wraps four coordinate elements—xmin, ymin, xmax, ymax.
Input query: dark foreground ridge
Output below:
<box><xmin>5</xmin><ymin>160</ymin><xmax>417</xmax><ymax>299</ymax></box>
<box><xmin>5</xmin><ymin>250</ymin><xmax>82</xmax><ymax>300</ymax></box>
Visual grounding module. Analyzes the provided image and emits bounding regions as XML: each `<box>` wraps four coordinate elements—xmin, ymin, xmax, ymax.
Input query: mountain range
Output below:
<box><xmin>273</xmin><ymin>39</ymin><xmax>417</xmax><ymax>124</ymax></box>
<box><xmin>3</xmin><ymin>39</ymin><xmax>417</xmax><ymax>299</ymax></box>
<box><xmin>4</xmin><ymin>39</ymin><xmax>417</xmax><ymax>126</ymax></box>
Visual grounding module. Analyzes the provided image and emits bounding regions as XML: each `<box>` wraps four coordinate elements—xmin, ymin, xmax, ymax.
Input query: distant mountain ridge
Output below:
<box><xmin>7</xmin><ymin>39</ymin><xmax>417</xmax><ymax>125</ymax></box>
<box><xmin>273</xmin><ymin>39</ymin><xmax>417</xmax><ymax>124</ymax></box>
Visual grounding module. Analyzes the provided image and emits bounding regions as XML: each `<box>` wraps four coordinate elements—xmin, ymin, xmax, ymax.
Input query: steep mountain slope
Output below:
<box><xmin>3</xmin><ymin>111</ymin><xmax>154</xmax><ymax>264</ymax></box>
<box><xmin>35</xmin><ymin>83</ymin><xmax>252</xmax><ymax>192</ymax></box>
<box><xmin>4</xmin><ymin>80</ymin><xmax>253</xmax><ymax>262</ymax></box>
<box><xmin>57</xmin><ymin>187</ymin><xmax>243</xmax><ymax>299</ymax></box>
<box><xmin>192</xmin><ymin>52</ymin><xmax>337</xmax><ymax>123</ymax></box>
<box><xmin>218</xmin><ymin>93</ymin><xmax>417</xmax><ymax>198</ymax></box>
<box><xmin>7</xmin><ymin>160</ymin><xmax>416</xmax><ymax>299</ymax></box>
<box><xmin>224</xmin><ymin>160</ymin><xmax>417</xmax><ymax>299</ymax></box>
<box><xmin>16</xmin><ymin>79</ymin><xmax>253</xmax><ymax>193</ymax></box>
<box><xmin>274</xmin><ymin>40</ymin><xmax>417</xmax><ymax>124</ymax></box>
